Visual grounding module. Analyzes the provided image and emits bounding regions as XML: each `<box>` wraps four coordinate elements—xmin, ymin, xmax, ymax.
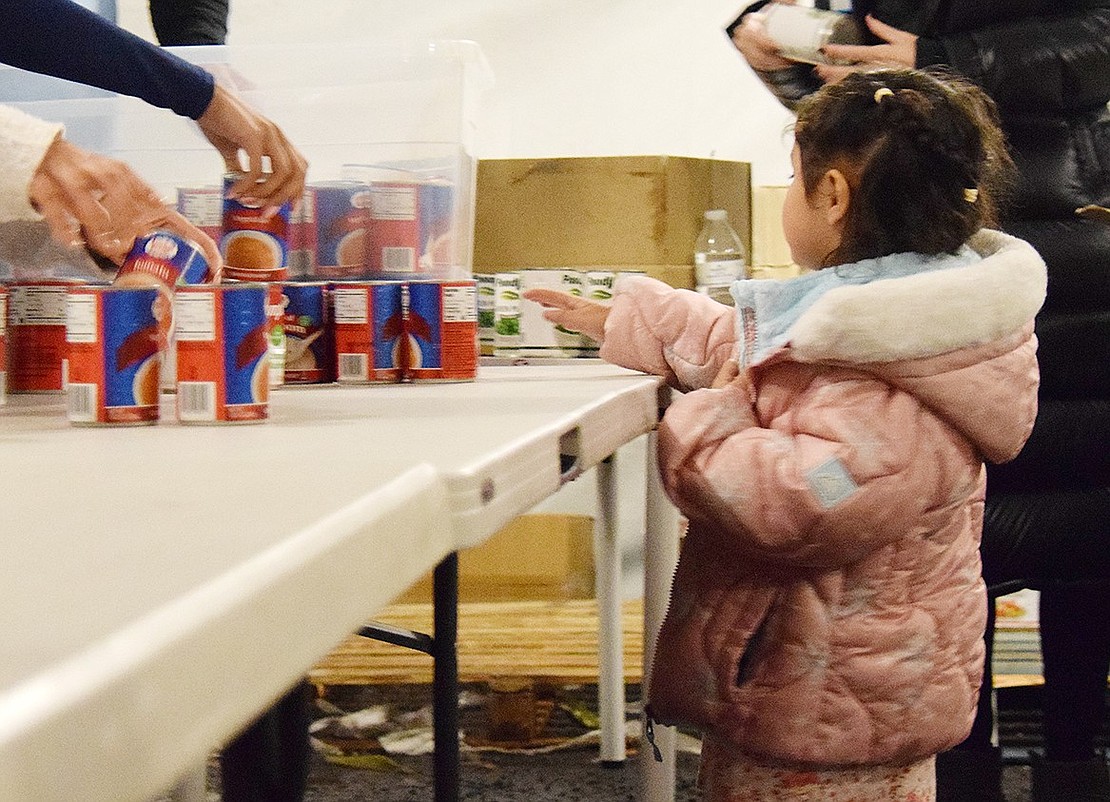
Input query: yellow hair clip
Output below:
<box><xmin>874</xmin><ymin>87</ymin><xmax>894</xmax><ymax>103</ymax></box>
<box><xmin>963</xmin><ymin>187</ymin><xmax>980</xmax><ymax>203</ymax></box>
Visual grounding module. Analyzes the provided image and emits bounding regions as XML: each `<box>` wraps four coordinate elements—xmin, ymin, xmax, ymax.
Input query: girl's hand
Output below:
<box><xmin>521</xmin><ymin>288</ymin><xmax>610</xmax><ymax>343</ymax></box>
<box><xmin>730</xmin><ymin>6</ymin><xmax>797</xmax><ymax>72</ymax></box>
<box><xmin>817</xmin><ymin>15</ymin><xmax>917</xmax><ymax>83</ymax></box>
<box><xmin>29</xmin><ymin>135</ymin><xmax>221</xmax><ymax>273</ymax></box>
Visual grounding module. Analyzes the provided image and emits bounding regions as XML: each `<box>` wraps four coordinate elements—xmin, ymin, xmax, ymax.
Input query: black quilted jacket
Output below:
<box><xmin>731</xmin><ymin>0</ymin><xmax>1110</xmax><ymax>585</ymax></box>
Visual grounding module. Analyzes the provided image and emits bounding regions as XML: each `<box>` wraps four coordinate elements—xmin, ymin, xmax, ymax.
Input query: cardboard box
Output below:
<box><xmin>396</xmin><ymin>513</ymin><xmax>596</xmax><ymax>603</ymax></box>
<box><xmin>474</xmin><ymin>156</ymin><xmax>751</xmax><ymax>289</ymax></box>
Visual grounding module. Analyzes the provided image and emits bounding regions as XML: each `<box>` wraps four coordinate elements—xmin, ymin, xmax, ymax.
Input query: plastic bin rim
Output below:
<box><xmin>166</xmin><ymin>38</ymin><xmax>493</xmax><ymax>86</ymax></box>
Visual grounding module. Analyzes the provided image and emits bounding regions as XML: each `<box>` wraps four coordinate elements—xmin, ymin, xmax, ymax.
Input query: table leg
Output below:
<box><xmin>641</xmin><ymin>431</ymin><xmax>679</xmax><ymax>802</ymax></box>
<box><xmin>595</xmin><ymin>455</ymin><xmax>626</xmax><ymax>766</ymax></box>
<box><xmin>433</xmin><ymin>552</ymin><xmax>460</xmax><ymax>802</ymax></box>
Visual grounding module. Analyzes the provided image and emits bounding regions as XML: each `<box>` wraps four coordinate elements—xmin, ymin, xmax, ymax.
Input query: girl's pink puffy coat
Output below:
<box><xmin>599</xmin><ymin>230</ymin><xmax>1046</xmax><ymax>768</ymax></box>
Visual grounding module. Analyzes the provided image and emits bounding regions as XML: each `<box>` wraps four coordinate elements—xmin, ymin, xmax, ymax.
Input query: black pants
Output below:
<box><xmin>961</xmin><ymin>487</ymin><xmax>1110</xmax><ymax>760</ymax></box>
<box><xmin>219</xmin><ymin>680</ymin><xmax>314</xmax><ymax>802</ymax></box>
<box><xmin>148</xmin><ymin>0</ymin><xmax>228</xmax><ymax>46</ymax></box>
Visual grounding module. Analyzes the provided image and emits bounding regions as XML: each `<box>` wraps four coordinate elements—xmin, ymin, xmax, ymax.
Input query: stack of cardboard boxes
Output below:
<box><xmin>473</xmin><ymin>155</ymin><xmax>753</xmax><ymax>357</ymax></box>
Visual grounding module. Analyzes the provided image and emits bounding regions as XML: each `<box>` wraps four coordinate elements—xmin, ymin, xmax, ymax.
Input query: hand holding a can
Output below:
<box><xmin>28</xmin><ymin>135</ymin><xmax>222</xmax><ymax>271</ymax></box>
<box><xmin>196</xmin><ymin>83</ymin><xmax>308</xmax><ymax>209</ymax></box>
<box><xmin>522</xmin><ymin>288</ymin><xmax>610</xmax><ymax>344</ymax></box>
<box><xmin>816</xmin><ymin>16</ymin><xmax>917</xmax><ymax>83</ymax></box>
<box><xmin>730</xmin><ymin>3</ymin><xmax>799</xmax><ymax>72</ymax></box>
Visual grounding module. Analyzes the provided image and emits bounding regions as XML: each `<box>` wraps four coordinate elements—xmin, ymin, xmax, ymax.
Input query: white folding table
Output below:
<box><xmin>0</xmin><ymin>363</ymin><xmax>676</xmax><ymax>802</ymax></box>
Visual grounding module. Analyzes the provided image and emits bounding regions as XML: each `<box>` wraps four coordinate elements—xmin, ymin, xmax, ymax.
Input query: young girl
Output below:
<box><xmin>524</xmin><ymin>69</ymin><xmax>1046</xmax><ymax>801</ymax></box>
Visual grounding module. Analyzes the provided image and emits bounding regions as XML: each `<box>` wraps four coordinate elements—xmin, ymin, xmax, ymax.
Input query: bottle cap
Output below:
<box><xmin>705</xmin><ymin>209</ymin><xmax>727</xmax><ymax>221</ymax></box>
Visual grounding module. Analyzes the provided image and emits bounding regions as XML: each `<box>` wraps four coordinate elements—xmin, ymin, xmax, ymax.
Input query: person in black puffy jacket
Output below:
<box><xmin>727</xmin><ymin>2</ymin><xmax>1110</xmax><ymax>799</ymax></box>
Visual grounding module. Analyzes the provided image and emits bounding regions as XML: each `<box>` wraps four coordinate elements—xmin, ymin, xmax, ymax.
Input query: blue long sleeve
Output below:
<box><xmin>0</xmin><ymin>0</ymin><xmax>215</xmax><ymax>119</ymax></box>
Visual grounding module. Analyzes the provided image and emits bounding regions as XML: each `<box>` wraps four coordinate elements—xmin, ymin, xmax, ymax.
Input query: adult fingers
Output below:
<box><xmin>819</xmin><ymin>42</ymin><xmax>884</xmax><ymax>64</ymax></box>
<box><xmin>240</xmin><ymin>125</ymin><xmax>308</xmax><ymax>207</ymax></box>
<box><xmin>155</xmin><ymin>209</ymin><xmax>223</xmax><ymax>281</ymax></box>
<box><xmin>814</xmin><ymin>63</ymin><xmax>860</xmax><ymax>84</ymax></box>
<box><xmin>88</xmin><ymin>168</ymin><xmax>171</xmax><ymax>257</ymax></box>
<box><xmin>864</xmin><ymin>14</ymin><xmax>912</xmax><ymax>44</ymax></box>
<box><xmin>28</xmin><ymin>173</ymin><xmax>85</xmax><ymax>251</ymax></box>
<box><xmin>732</xmin><ymin>15</ymin><xmax>795</xmax><ymax>71</ymax></box>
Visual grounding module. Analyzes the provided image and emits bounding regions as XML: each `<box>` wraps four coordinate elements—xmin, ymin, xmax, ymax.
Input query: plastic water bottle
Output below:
<box><xmin>694</xmin><ymin>209</ymin><xmax>747</xmax><ymax>303</ymax></box>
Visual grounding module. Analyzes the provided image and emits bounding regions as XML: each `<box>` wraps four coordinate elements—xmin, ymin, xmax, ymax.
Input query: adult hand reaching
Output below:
<box><xmin>196</xmin><ymin>83</ymin><xmax>308</xmax><ymax>207</ymax></box>
<box><xmin>521</xmin><ymin>288</ymin><xmax>611</xmax><ymax>344</ymax></box>
<box><xmin>28</xmin><ymin>134</ymin><xmax>222</xmax><ymax>273</ymax></box>
<box><xmin>817</xmin><ymin>15</ymin><xmax>917</xmax><ymax>83</ymax></box>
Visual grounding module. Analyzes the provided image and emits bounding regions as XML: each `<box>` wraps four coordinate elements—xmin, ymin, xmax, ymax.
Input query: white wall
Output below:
<box><xmin>116</xmin><ymin>0</ymin><xmax>796</xmax><ymax>185</ymax></box>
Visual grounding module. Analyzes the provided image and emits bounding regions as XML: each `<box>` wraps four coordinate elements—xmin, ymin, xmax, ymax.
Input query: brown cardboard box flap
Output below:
<box><xmin>474</xmin><ymin>156</ymin><xmax>751</xmax><ymax>270</ymax></box>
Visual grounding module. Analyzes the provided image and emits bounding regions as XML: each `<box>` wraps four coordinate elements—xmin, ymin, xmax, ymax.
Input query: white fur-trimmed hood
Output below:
<box><xmin>788</xmin><ymin>230</ymin><xmax>1047</xmax><ymax>364</ymax></box>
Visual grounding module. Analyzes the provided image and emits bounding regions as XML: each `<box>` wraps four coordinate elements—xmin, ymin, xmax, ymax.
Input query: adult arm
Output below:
<box><xmin>726</xmin><ymin>1</ymin><xmax>826</xmax><ymax>110</ymax></box>
<box><xmin>0</xmin><ymin>0</ymin><xmax>214</xmax><ymax>119</ymax></box>
<box><xmin>0</xmin><ymin>0</ymin><xmax>306</xmax><ymax>204</ymax></box>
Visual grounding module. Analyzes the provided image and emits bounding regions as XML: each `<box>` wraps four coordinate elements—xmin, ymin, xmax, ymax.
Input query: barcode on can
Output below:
<box><xmin>67</xmin><ymin>383</ymin><xmax>97</xmax><ymax>422</ymax></box>
<box><xmin>338</xmin><ymin>353</ymin><xmax>368</xmax><ymax>381</ymax></box>
<box><xmin>382</xmin><ymin>247</ymin><xmax>414</xmax><ymax>272</ymax></box>
<box><xmin>177</xmin><ymin>381</ymin><xmax>216</xmax><ymax>421</ymax></box>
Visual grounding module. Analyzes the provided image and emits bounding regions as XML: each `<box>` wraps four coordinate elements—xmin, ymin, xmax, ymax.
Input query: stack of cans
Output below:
<box><xmin>276</xmin><ymin>278</ymin><xmax>478</xmax><ymax>386</ymax></box>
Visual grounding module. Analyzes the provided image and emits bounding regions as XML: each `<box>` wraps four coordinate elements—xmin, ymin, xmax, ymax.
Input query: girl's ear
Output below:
<box><xmin>820</xmin><ymin>168</ymin><xmax>851</xmax><ymax>228</ymax></box>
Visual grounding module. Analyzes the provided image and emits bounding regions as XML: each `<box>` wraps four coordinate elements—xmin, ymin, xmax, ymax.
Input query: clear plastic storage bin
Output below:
<box><xmin>0</xmin><ymin>40</ymin><xmax>492</xmax><ymax>281</ymax></box>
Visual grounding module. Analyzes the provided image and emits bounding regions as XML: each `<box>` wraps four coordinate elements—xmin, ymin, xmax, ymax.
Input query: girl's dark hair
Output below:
<box><xmin>792</xmin><ymin>68</ymin><xmax>1016</xmax><ymax>266</ymax></box>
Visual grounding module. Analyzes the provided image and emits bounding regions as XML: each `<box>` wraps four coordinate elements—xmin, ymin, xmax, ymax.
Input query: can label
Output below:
<box><xmin>311</xmin><ymin>181</ymin><xmax>372</xmax><ymax>278</ymax></box>
<box><xmin>0</xmin><ymin>287</ymin><xmax>7</xmax><ymax>404</ymax></box>
<box><xmin>116</xmin><ymin>230</ymin><xmax>211</xmax><ymax>288</ymax></box>
<box><xmin>492</xmin><ymin>272</ymin><xmax>522</xmax><ymax>354</ymax></box>
<box><xmin>368</xmin><ymin>181</ymin><xmax>454</xmax><ymax>275</ymax></box>
<box><xmin>332</xmin><ymin>281</ymin><xmax>404</xmax><ymax>383</ymax></box>
<box><xmin>265</xmin><ymin>283</ymin><xmax>287</xmax><ymax>387</ymax></box>
<box><xmin>65</xmin><ymin>286</ymin><xmax>164</xmax><ymax>425</ymax></box>
<box><xmin>174</xmin><ymin>285</ymin><xmax>270</xmax><ymax>423</ymax></box>
<box><xmin>279</xmin><ymin>282</ymin><xmax>332</xmax><ymax>383</ymax></box>
<box><xmin>760</xmin><ymin>4</ymin><xmax>863</xmax><ymax>65</ymax></box>
<box><xmin>7</xmin><ymin>280</ymin><xmax>79</xmax><ymax>393</ymax></box>
<box><xmin>288</xmin><ymin>189</ymin><xmax>317</xmax><ymax>277</ymax></box>
<box><xmin>403</xmin><ymin>279</ymin><xmax>478</xmax><ymax>381</ymax></box>
<box><xmin>176</xmin><ymin>186</ymin><xmax>223</xmax><ymax>244</ymax></box>
<box><xmin>221</xmin><ymin>174</ymin><xmax>292</xmax><ymax>282</ymax></box>
<box><xmin>476</xmin><ymin>273</ymin><xmax>496</xmax><ymax>352</ymax></box>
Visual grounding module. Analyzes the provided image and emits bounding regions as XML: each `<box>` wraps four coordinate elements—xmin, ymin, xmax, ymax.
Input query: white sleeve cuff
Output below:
<box><xmin>0</xmin><ymin>104</ymin><xmax>63</xmax><ymax>223</ymax></box>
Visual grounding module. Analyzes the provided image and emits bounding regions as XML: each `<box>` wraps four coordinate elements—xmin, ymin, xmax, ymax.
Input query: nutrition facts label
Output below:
<box><xmin>174</xmin><ymin>293</ymin><xmax>216</xmax><ymax>341</ymax></box>
<box><xmin>64</xmin><ymin>294</ymin><xmax>98</xmax><ymax>343</ymax></box>
<box><xmin>177</xmin><ymin>188</ymin><xmax>223</xmax><ymax>228</ymax></box>
<box><xmin>10</xmin><ymin>286</ymin><xmax>67</xmax><ymax>326</ymax></box>
<box><xmin>333</xmin><ymin>287</ymin><xmax>369</xmax><ymax>324</ymax></box>
<box><xmin>442</xmin><ymin>284</ymin><xmax>477</xmax><ymax>323</ymax></box>
<box><xmin>370</xmin><ymin>184</ymin><xmax>417</xmax><ymax>221</ymax></box>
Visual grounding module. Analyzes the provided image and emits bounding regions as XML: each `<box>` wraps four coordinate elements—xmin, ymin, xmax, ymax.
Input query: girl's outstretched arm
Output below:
<box><xmin>521</xmin><ymin>287</ymin><xmax>610</xmax><ymax>343</ymax></box>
